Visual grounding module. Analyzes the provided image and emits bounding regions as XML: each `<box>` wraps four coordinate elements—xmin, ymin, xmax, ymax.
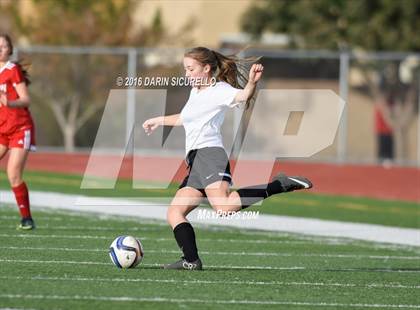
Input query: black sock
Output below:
<box><xmin>236</xmin><ymin>185</ymin><xmax>268</xmax><ymax>209</ymax></box>
<box><xmin>266</xmin><ymin>179</ymin><xmax>285</xmax><ymax>196</ymax></box>
<box><xmin>173</xmin><ymin>222</ymin><xmax>199</xmax><ymax>262</ymax></box>
<box><xmin>237</xmin><ymin>180</ymin><xmax>285</xmax><ymax>209</ymax></box>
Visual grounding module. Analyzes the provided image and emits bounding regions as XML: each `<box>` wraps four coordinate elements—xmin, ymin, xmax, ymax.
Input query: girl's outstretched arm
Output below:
<box><xmin>142</xmin><ymin>114</ymin><xmax>182</xmax><ymax>135</ymax></box>
<box><xmin>233</xmin><ymin>63</ymin><xmax>264</xmax><ymax>107</ymax></box>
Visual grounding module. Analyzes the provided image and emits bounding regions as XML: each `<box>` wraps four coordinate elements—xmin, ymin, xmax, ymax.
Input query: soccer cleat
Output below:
<box><xmin>17</xmin><ymin>217</ymin><xmax>35</xmax><ymax>231</ymax></box>
<box><xmin>163</xmin><ymin>257</ymin><xmax>203</xmax><ymax>270</ymax></box>
<box><xmin>272</xmin><ymin>173</ymin><xmax>313</xmax><ymax>192</ymax></box>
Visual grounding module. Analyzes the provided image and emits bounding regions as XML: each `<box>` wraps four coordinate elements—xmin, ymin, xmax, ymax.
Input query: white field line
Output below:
<box><xmin>0</xmin><ymin>308</ymin><xmax>37</xmax><ymax>310</ymax></box>
<box><xmin>2</xmin><ymin>225</ymin><xmax>164</xmax><ymax>232</ymax></box>
<box><xmin>0</xmin><ymin>245</ymin><xmax>419</xmax><ymax>261</ymax></box>
<box><xmin>0</xmin><ymin>214</ymin><xmax>411</xmax><ymax>248</ymax></box>
<box><xmin>1</xmin><ymin>220</ymin><xmax>418</xmax><ymax>254</ymax></box>
<box><xmin>0</xmin><ymin>215</ymin><xmax>324</xmax><ymax>242</ymax></box>
<box><xmin>0</xmin><ymin>216</ymin><xmax>411</xmax><ymax>245</ymax></box>
<box><xmin>0</xmin><ymin>294</ymin><xmax>419</xmax><ymax>308</ymax></box>
<box><xmin>0</xmin><ymin>223</ymin><xmax>411</xmax><ymax>247</ymax></box>
<box><xmin>0</xmin><ymin>232</ymin><xmax>419</xmax><ymax>254</ymax></box>
<box><xmin>1</xmin><ymin>232</ymin><xmax>419</xmax><ymax>256</ymax></box>
<box><xmin>0</xmin><ymin>213</ymin><xmax>413</xmax><ymax>244</ymax></box>
<box><xmin>1</xmin><ymin>190</ymin><xmax>419</xmax><ymax>246</ymax></box>
<box><xmin>0</xmin><ymin>214</ymin><xmax>169</xmax><ymax>226</ymax></box>
<box><xmin>0</xmin><ymin>259</ymin><xmax>305</xmax><ymax>271</ymax></box>
<box><xmin>1</xmin><ymin>258</ymin><xmax>419</xmax><ymax>273</ymax></box>
<box><xmin>0</xmin><ymin>275</ymin><xmax>418</xmax><ymax>290</ymax></box>
<box><xmin>0</xmin><ymin>233</ymin><xmax>350</xmax><ymax>244</ymax></box>
<box><xmin>3</xmin><ymin>208</ymin><xmax>418</xmax><ymax>250</ymax></box>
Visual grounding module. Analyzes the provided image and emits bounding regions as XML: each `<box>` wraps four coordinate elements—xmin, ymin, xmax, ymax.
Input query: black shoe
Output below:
<box><xmin>272</xmin><ymin>173</ymin><xmax>313</xmax><ymax>192</ymax></box>
<box><xmin>163</xmin><ymin>257</ymin><xmax>203</xmax><ymax>270</ymax></box>
<box><xmin>17</xmin><ymin>217</ymin><xmax>35</xmax><ymax>231</ymax></box>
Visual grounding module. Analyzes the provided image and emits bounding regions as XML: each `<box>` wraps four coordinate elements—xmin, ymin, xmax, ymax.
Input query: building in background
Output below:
<box><xmin>133</xmin><ymin>0</ymin><xmax>253</xmax><ymax>48</ymax></box>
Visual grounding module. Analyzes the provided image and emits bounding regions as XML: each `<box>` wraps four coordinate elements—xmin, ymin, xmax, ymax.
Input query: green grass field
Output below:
<box><xmin>0</xmin><ymin>170</ymin><xmax>419</xmax><ymax>309</ymax></box>
<box><xmin>0</xmin><ymin>205</ymin><xmax>419</xmax><ymax>309</ymax></box>
<box><xmin>1</xmin><ymin>170</ymin><xmax>419</xmax><ymax>228</ymax></box>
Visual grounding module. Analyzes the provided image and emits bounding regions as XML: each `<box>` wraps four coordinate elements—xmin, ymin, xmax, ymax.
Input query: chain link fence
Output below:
<box><xmin>14</xmin><ymin>46</ymin><xmax>420</xmax><ymax>167</ymax></box>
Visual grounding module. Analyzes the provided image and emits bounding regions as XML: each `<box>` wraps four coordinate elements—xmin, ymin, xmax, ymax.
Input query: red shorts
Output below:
<box><xmin>0</xmin><ymin>126</ymin><xmax>36</xmax><ymax>151</ymax></box>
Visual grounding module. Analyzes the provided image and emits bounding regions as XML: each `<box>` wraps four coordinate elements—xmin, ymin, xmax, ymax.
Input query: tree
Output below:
<box><xmin>241</xmin><ymin>0</ymin><xmax>420</xmax><ymax>51</ymax></box>
<box><xmin>241</xmin><ymin>0</ymin><xmax>420</xmax><ymax>162</ymax></box>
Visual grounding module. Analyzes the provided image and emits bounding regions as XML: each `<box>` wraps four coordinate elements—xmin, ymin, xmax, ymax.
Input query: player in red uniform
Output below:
<box><xmin>0</xmin><ymin>34</ymin><xmax>36</xmax><ymax>230</ymax></box>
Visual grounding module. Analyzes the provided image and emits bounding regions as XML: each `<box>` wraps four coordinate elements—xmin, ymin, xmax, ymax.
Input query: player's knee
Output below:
<box><xmin>7</xmin><ymin>173</ymin><xmax>22</xmax><ymax>187</ymax></box>
<box><xmin>167</xmin><ymin>205</ymin><xmax>185</xmax><ymax>224</ymax></box>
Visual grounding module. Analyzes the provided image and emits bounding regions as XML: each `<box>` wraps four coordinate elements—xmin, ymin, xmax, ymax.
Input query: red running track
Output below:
<box><xmin>1</xmin><ymin>152</ymin><xmax>419</xmax><ymax>203</ymax></box>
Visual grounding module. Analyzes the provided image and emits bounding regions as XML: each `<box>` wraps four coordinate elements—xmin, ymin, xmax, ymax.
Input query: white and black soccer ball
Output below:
<box><xmin>109</xmin><ymin>236</ymin><xmax>144</xmax><ymax>268</ymax></box>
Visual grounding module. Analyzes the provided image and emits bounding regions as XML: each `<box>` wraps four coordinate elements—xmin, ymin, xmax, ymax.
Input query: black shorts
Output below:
<box><xmin>179</xmin><ymin>147</ymin><xmax>232</xmax><ymax>196</ymax></box>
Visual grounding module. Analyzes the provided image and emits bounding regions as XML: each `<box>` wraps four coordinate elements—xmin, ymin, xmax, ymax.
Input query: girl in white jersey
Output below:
<box><xmin>143</xmin><ymin>47</ymin><xmax>312</xmax><ymax>270</ymax></box>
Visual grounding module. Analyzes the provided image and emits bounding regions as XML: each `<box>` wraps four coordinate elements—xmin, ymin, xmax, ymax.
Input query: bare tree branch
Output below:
<box><xmin>76</xmin><ymin>102</ymin><xmax>103</xmax><ymax>131</ymax></box>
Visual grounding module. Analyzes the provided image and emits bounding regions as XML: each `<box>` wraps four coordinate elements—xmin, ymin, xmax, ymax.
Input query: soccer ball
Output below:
<box><xmin>109</xmin><ymin>236</ymin><xmax>144</xmax><ymax>268</ymax></box>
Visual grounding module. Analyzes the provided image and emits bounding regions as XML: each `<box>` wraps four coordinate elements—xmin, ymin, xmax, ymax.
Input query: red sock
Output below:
<box><xmin>12</xmin><ymin>182</ymin><xmax>32</xmax><ymax>219</ymax></box>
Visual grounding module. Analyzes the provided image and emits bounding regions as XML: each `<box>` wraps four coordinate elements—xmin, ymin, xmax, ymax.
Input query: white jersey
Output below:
<box><xmin>180</xmin><ymin>81</ymin><xmax>242</xmax><ymax>155</ymax></box>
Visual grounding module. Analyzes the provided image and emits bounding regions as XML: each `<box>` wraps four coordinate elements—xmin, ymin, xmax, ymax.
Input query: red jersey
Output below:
<box><xmin>0</xmin><ymin>61</ymin><xmax>34</xmax><ymax>134</ymax></box>
<box><xmin>374</xmin><ymin>104</ymin><xmax>393</xmax><ymax>134</ymax></box>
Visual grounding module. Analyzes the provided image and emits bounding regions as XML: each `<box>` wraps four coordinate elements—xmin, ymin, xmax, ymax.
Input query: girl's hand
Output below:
<box><xmin>142</xmin><ymin>117</ymin><xmax>162</xmax><ymax>135</ymax></box>
<box><xmin>0</xmin><ymin>91</ymin><xmax>7</xmax><ymax>107</ymax></box>
<box><xmin>248</xmin><ymin>63</ymin><xmax>264</xmax><ymax>84</ymax></box>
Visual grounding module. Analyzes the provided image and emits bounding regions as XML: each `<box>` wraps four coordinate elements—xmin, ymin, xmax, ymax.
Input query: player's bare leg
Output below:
<box><xmin>167</xmin><ymin>187</ymin><xmax>203</xmax><ymax>229</ymax></box>
<box><xmin>7</xmin><ymin>147</ymin><xmax>35</xmax><ymax>230</ymax></box>
<box><xmin>0</xmin><ymin>144</ymin><xmax>8</xmax><ymax>160</ymax></box>
<box><xmin>7</xmin><ymin>147</ymin><xmax>28</xmax><ymax>187</ymax></box>
<box><xmin>205</xmin><ymin>181</ymin><xmax>242</xmax><ymax>213</ymax></box>
<box><xmin>165</xmin><ymin>187</ymin><xmax>204</xmax><ymax>270</ymax></box>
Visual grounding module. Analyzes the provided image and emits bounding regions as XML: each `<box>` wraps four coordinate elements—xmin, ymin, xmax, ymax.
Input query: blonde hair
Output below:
<box><xmin>184</xmin><ymin>46</ymin><xmax>261</xmax><ymax>89</ymax></box>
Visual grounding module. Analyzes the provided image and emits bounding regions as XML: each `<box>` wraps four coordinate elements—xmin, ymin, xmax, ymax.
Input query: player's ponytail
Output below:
<box><xmin>0</xmin><ymin>34</ymin><xmax>31</xmax><ymax>85</ymax></box>
<box><xmin>184</xmin><ymin>47</ymin><xmax>261</xmax><ymax>89</ymax></box>
<box><xmin>212</xmin><ymin>50</ymin><xmax>260</xmax><ymax>90</ymax></box>
<box><xmin>14</xmin><ymin>61</ymin><xmax>31</xmax><ymax>86</ymax></box>
<box><xmin>212</xmin><ymin>51</ymin><xmax>241</xmax><ymax>87</ymax></box>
